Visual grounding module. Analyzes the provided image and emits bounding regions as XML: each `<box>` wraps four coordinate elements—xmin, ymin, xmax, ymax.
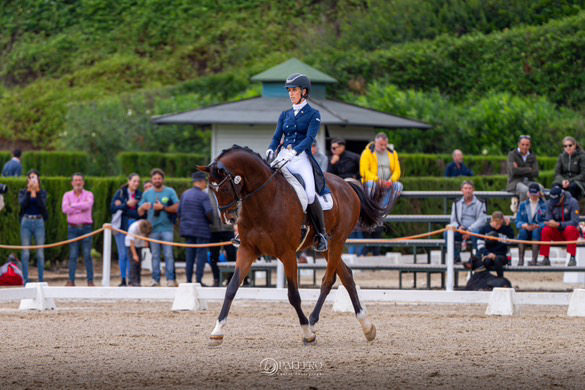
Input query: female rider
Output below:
<box><xmin>267</xmin><ymin>73</ymin><xmax>328</xmax><ymax>252</ymax></box>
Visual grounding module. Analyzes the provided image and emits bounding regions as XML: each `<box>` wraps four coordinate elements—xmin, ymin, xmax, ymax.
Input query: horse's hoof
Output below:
<box><xmin>303</xmin><ymin>335</ymin><xmax>317</xmax><ymax>346</ymax></box>
<box><xmin>208</xmin><ymin>335</ymin><xmax>224</xmax><ymax>347</ymax></box>
<box><xmin>364</xmin><ymin>324</ymin><xmax>376</xmax><ymax>342</ymax></box>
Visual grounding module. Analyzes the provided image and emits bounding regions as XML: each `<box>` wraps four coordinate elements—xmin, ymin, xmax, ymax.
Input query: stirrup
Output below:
<box><xmin>314</xmin><ymin>233</ymin><xmax>328</xmax><ymax>252</ymax></box>
<box><xmin>231</xmin><ymin>234</ymin><xmax>240</xmax><ymax>248</ymax></box>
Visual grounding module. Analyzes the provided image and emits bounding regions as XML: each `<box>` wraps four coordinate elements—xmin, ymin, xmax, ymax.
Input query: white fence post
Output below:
<box><xmin>102</xmin><ymin>223</ymin><xmax>112</xmax><ymax>287</ymax></box>
<box><xmin>446</xmin><ymin>228</ymin><xmax>454</xmax><ymax>292</ymax></box>
<box><xmin>276</xmin><ymin>259</ymin><xmax>285</xmax><ymax>289</ymax></box>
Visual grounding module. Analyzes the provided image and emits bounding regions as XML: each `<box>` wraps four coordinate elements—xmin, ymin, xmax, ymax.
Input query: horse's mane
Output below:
<box><xmin>214</xmin><ymin>144</ymin><xmax>271</xmax><ymax>169</ymax></box>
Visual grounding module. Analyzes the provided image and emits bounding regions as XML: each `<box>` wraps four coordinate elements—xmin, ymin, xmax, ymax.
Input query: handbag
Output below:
<box><xmin>111</xmin><ymin>209</ymin><xmax>123</xmax><ymax>230</ymax></box>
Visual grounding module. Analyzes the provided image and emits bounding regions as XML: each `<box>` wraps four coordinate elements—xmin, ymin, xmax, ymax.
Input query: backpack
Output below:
<box><xmin>0</xmin><ymin>260</ymin><xmax>24</xmax><ymax>286</ymax></box>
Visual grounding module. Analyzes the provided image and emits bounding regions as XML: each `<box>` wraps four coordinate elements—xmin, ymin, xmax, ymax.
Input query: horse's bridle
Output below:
<box><xmin>208</xmin><ymin>160</ymin><xmax>283</xmax><ymax>218</ymax></box>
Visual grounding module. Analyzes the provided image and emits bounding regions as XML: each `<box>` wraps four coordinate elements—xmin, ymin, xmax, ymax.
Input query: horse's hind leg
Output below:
<box><xmin>337</xmin><ymin>260</ymin><xmax>376</xmax><ymax>342</ymax></box>
<box><xmin>308</xmin><ymin>243</ymin><xmax>340</xmax><ymax>332</ymax></box>
<box><xmin>281</xmin><ymin>253</ymin><xmax>315</xmax><ymax>345</ymax></box>
<box><xmin>209</xmin><ymin>246</ymin><xmax>255</xmax><ymax>347</ymax></box>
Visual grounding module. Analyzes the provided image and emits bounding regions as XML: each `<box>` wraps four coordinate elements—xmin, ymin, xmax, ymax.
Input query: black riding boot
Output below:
<box><xmin>308</xmin><ymin>199</ymin><xmax>328</xmax><ymax>252</ymax></box>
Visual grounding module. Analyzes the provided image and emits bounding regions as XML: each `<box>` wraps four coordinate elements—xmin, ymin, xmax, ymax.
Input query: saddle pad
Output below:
<box><xmin>281</xmin><ymin>167</ymin><xmax>334</xmax><ymax>212</ymax></box>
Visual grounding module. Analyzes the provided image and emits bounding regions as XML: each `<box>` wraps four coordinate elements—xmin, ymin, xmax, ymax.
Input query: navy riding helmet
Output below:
<box><xmin>284</xmin><ymin>73</ymin><xmax>311</xmax><ymax>98</ymax></box>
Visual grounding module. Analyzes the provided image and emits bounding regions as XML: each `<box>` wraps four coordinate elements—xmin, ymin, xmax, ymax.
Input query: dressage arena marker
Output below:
<box><xmin>18</xmin><ymin>282</ymin><xmax>56</xmax><ymax>311</ymax></box>
<box><xmin>567</xmin><ymin>289</ymin><xmax>585</xmax><ymax>317</ymax></box>
<box><xmin>485</xmin><ymin>288</ymin><xmax>518</xmax><ymax>316</ymax></box>
<box><xmin>172</xmin><ymin>283</ymin><xmax>208</xmax><ymax>311</ymax></box>
<box><xmin>333</xmin><ymin>285</ymin><xmax>364</xmax><ymax>313</ymax></box>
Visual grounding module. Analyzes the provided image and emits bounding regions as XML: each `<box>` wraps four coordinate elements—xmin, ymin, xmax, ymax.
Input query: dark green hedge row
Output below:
<box><xmin>399</xmin><ymin>154</ymin><xmax>558</xmax><ymax>177</ymax></box>
<box><xmin>0</xmin><ymin>151</ymin><xmax>207</xmax><ymax>178</ymax></box>
<box><xmin>0</xmin><ymin>176</ymin><xmax>191</xmax><ymax>265</ymax></box>
<box><xmin>329</xmin><ymin>11</ymin><xmax>585</xmax><ymax>108</ymax></box>
<box><xmin>0</xmin><ymin>151</ymin><xmax>89</xmax><ymax>177</ymax></box>
<box><xmin>117</xmin><ymin>152</ymin><xmax>208</xmax><ymax>178</ymax></box>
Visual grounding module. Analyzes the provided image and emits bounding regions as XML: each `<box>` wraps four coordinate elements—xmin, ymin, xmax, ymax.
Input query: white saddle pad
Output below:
<box><xmin>281</xmin><ymin>167</ymin><xmax>334</xmax><ymax>212</ymax></box>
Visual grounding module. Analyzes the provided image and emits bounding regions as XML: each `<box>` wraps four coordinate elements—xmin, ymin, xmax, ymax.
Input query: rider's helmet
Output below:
<box><xmin>284</xmin><ymin>73</ymin><xmax>311</xmax><ymax>99</ymax></box>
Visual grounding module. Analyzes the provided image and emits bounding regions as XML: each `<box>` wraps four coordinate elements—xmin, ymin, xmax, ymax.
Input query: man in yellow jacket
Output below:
<box><xmin>360</xmin><ymin>132</ymin><xmax>403</xmax><ymax>212</ymax></box>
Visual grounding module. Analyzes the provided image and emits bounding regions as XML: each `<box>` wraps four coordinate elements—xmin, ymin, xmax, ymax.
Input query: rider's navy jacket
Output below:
<box><xmin>268</xmin><ymin>104</ymin><xmax>329</xmax><ymax>195</ymax></box>
<box><xmin>269</xmin><ymin>104</ymin><xmax>321</xmax><ymax>156</ymax></box>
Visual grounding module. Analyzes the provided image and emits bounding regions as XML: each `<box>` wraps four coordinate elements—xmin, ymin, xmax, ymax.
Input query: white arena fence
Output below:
<box><xmin>2</xmin><ymin>224</ymin><xmax>585</xmax><ymax>314</ymax></box>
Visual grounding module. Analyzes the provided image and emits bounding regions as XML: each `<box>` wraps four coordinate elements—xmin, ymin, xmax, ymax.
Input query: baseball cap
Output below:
<box><xmin>549</xmin><ymin>185</ymin><xmax>564</xmax><ymax>205</ymax></box>
<box><xmin>192</xmin><ymin>171</ymin><xmax>207</xmax><ymax>182</ymax></box>
<box><xmin>528</xmin><ymin>183</ymin><xmax>541</xmax><ymax>195</ymax></box>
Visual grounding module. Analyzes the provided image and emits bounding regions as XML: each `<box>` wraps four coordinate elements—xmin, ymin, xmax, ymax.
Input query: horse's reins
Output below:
<box><xmin>211</xmin><ymin>160</ymin><xmax>288</xmax><ymax>213</ymax></box>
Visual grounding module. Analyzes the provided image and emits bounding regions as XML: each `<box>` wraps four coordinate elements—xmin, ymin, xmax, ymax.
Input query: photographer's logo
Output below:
<box><xmin>260</xmin><ymin>358</ymin><xmax>323</xmax><ymax>376</ymax></box>
<box><xmin>260</xmin><ymin>358</ymin><xmax>279</xmax><ymax>376</ymax></box>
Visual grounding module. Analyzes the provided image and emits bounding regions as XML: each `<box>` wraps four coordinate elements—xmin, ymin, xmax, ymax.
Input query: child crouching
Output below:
<box><xmin>125</xmin><ymin>220</ymin><xmax>152</xmax><ymax>287</ymax></box>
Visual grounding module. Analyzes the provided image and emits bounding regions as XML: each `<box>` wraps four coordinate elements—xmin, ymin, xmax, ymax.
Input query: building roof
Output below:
<box><xmin>152</xmin><ymin>97</ymin><xmax>431</xmax><ymax>129</ymax></box>
<box><xmin>251</xmin><ymin>58</ymin><xmax>338</xmax><ymax>84</ymax></box>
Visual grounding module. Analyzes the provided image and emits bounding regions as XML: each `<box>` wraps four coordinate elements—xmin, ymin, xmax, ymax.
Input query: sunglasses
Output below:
<box><xmin>564</xmin><ymin>144</ymin><xmax>575</xmax><ymax>148</ymax></box>
<box><xmin>331</xmin><ymin>146</ymin><xmax>340</xmax><ymax>150</ymax></box>
<box><xmin>519</xmin><ymin>135</ymin><xmax>532</xmax><ymax>141</ymax></box>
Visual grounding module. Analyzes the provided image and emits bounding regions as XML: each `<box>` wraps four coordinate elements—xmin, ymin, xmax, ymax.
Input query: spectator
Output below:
<box><xmin>476</xmin><ymin>211</ymin><xmax>514</xmax><ymax>278</ymax></box>
<box><xmin>360</xmin><ymin>132</ymin><xmax>403</xmax><ymax>211</ymax></box>
<box><xmin>445</xmin><ymin>149</ymin><xmax>473</xmax><ymax>177</ymax></box>
<box><xmin>327</xmin><ymin>138</ymin><xmax>360</xmax><ymax>180</ymax></box>
<box><xmin>446</xmin><ymin>181</ymin><xmax>487</xmax><ymax>263</ymax></box>
<box><xmin>143</xmin><ymin>180</ymin><xmax>153</xmax><ymax>193</ymax></box>
<box><xmin>539</xmin><ymin>185</ymin><xmax>580</xmax><ymax>266</ymax></box>
<box><xmin>125</xmin><ymin>219</ymin><xmax>152</xmax><ymax>287</ymax></box>
<box><xmin>178</xmin><ymin>172</ymin><xmax>214</xmax><ymax>285</ymax></box>
<box><xmin>312</xmin><ymin>141</ymin><xmax>328</xmax><ymax>173</ymax></box>
<box><xmin>138</xmin><ymin>168</ymin><xmax>179</xmax><ymax>287</ymax></box>
<box><xmin>553</xmin><ymin>136</ymin><xmax>585</xmax><ymax>200</ymax></box>
<box><xmin>516</xmin><ymin>183</ymin><xmax>547</xmax><ymax>266</ymax></box>
<box><xmin>207</xmin><ymin>187</ymin><xmax>237</xmax><ymax>286</ymax></box>
<box><xmin>2</xmin><ymin>149</ymin><xmax>22</xmax><ymax>177</ymax></box>
<box><xmin>110</xmin><ymin>173</ymin><xmax>142</xmax><ymax>287</ymax></box>
<box><xmin>62</xmin><ymin>173</ymin><xmax>94</xmax><ymax>286</ymax></box>
<box><xmin>18</xmin><ymin>169</ymin><xmax>48</xmax><ymax>284</ymax></box>
<box><xmin>506</xmin><ymin>135</ymin><xmax>541</xmax><ymax>204</ymax></box>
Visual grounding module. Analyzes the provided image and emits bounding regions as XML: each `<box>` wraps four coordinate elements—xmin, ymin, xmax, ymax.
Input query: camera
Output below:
<box><xmin>0</xmin><ymin>184</ymin><xmax>7</xmax><ymax>194</ymax></box>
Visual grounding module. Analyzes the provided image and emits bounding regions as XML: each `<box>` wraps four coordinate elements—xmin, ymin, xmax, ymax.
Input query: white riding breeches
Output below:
<box><xmin>278</xmin><ymin>149</ymin><xmax>316</xmax><ymax>203</ymax></box>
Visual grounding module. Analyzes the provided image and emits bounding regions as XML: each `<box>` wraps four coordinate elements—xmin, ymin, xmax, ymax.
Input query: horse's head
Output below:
<box><xmin>197</xmin><ymin>145</ymin><xmax>271</xmax><ymax>224</ymax></box>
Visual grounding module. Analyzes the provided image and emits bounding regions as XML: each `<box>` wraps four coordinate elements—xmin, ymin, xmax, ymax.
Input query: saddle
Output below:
<box><xmin>280</xmin><ymin>167</ymin><xmax>334</xmax><ymax>212</ymax></box>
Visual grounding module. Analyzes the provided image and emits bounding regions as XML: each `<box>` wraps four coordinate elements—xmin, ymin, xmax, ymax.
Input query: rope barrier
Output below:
<box><xmin>0</xmin><ymin>227</ymin><xmax>105</xmax><ymax>250</ymax></box>
<box><xmin>453</xmin><ymin>226</ymin><xmax>585</xmax><ymax>246</ymax></box>
<box><xmin>107</xmin><ymin>226</ymin><xmax>233</xmax><ymax>248</ymax></box>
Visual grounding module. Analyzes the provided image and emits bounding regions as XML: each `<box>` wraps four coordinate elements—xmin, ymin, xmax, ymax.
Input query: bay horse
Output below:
<box><xmin>198</xmin><ymin>145</ymin><xmax>387</xmax><ymax>346</ymax></box>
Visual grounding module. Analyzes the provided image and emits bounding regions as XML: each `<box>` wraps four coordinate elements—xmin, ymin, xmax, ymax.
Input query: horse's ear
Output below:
<box><xmin>196</xmin><ymin>165</ymin><xmax>210</xmax><ymax>173</ymax></box>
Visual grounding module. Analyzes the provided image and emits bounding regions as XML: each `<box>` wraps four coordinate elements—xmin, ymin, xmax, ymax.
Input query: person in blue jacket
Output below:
<box><xmin>515</xmin><ymin>183</ymin><xmax>547</xmax><ymax>266</ymax></box>
<box><xmin>110</xmin><ymin>173</ymin><xmax>143</xmax><ymax>286</ymax></box>
<box><xmin>267</xmin><ymin>73</ymin><xmax>329</xmax><ymax>252</ymax></box>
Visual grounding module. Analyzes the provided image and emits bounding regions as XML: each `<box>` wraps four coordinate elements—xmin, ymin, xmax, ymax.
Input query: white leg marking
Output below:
<box><xmin>211</xmin><ymin>319</ymin><xmax>227</xmax><ymax>337</ymax></box>
<box><xmin>357</xmin><ymin>309</ymin><xmax>373</xmax><ymax>333</ymax></box>
<box><xmin>301</xmin><ymin>324</ymin><xmax>315</xmax><ymax>340</ymax></box>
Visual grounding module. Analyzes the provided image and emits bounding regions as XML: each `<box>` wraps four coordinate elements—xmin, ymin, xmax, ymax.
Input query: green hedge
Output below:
<box><xmin>399</xmin><ymin>154</ymin><xmax>558</xmax><ymax>177</ymax></box>
<box><xmin>0</xmin><ymin>176</ymin><xmax>191</xmax><ymax>265</ymax></box>
<box><xmin>117</xmin><ymin>152</ymin><xmax>208</xmax><ymax>178</ymax></box>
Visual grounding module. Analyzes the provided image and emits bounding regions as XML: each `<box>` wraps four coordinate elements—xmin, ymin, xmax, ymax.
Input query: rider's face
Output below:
<box><xmin>288</xmin><ymin>87</ymin><xmax>303</xmax><ymax>104</ymax></box>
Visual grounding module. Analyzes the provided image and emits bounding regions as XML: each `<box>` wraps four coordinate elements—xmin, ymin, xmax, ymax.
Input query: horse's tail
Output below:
<box><xmin>347</xmin><ymin>181</ymin><xmax>387</xmax><ymax>231</ymax></box>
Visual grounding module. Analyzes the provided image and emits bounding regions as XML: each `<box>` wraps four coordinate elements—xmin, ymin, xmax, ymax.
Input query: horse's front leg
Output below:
<box><xmin>209</xmin><ymin>245</ymin><xmax>255</xmax><ymax>347</ymax></box>
<box><xmin>281</xmin><ymin>253</ymin><xmax>315</xmax><ymax>345</ymax></box>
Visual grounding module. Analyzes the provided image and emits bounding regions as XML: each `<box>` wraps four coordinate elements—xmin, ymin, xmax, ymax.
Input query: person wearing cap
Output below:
<box><xmin>506</xmin><ymin>135</ymin><xmax>541</xmax><ymax>207</ymax></box>
<box><xmin>515</xmin><ymin>183</ymin><xmax>547</xmax><ymax>266</ymax></box>
<box><xmin>178</xmin><ymin>172</ymin><xmax>216</xmax><ymax>285</ymax></box>
<box><xmin>327</xmin><ymin>138</ymin><xmax>361</xmax><ymax>180</ymax></box>
<box><xmin>553</xmin><ymin>136</ymin><xmax>585</xmax><ymax>200</ymax></box>
<box><xmin>266</xmin><ymin>73</ymin><xmax>330</xmax><ymax>252</ymax></box>
<box><xmin>539</xmin><ymin>185</ymin><xmax>580</xmax><ymax>266</ymax></box>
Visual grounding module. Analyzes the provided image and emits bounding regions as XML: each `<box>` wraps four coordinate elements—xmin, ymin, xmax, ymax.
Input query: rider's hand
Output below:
<box><xmin>270</xmin><ymin>149</ymin><xmax>296</xmax><ymax>169</ymax></box>
<box><xmin>265</xmin><ymin>149</ymin><xmax>274</xmax><ymax>161</ymax></box>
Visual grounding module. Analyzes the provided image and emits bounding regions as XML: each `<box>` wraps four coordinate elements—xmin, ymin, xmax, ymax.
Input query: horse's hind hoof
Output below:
<box><xmin>364</xmin><ymin>324</ymin><xmax>376</xmax><ymax>343</ymax></box>
<box><xmin>303</xmin><ymin>335</ymin><xmax>317</xmax><ymax>346</ymax></box>
<box><xmin>208</xmin><ymin>335</ymin><xmax>224</xmax><ymax>347</ymax></box>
